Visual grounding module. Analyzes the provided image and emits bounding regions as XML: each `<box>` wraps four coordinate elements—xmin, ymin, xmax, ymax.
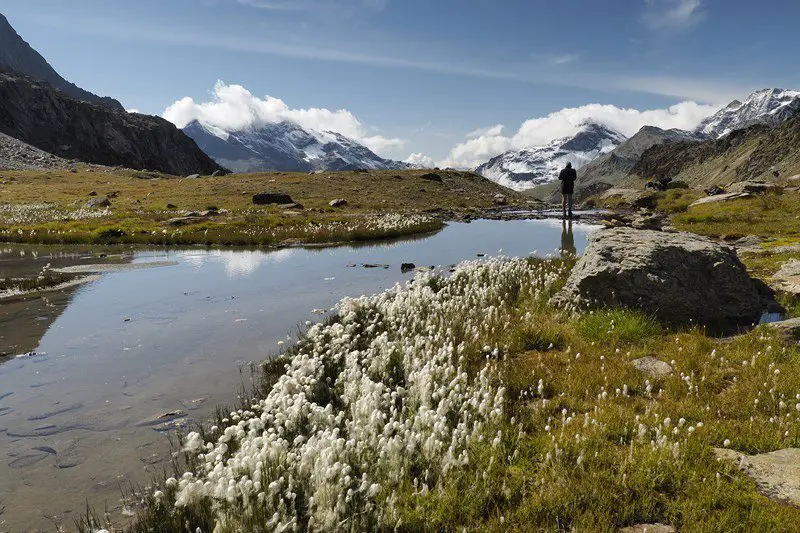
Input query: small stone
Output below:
<box><xmin>329</xmin><ymin>198</ymin><xmax>348</xmax><ymax>208</ymax></box>
<box><xmin>620</xmin><ymin>525</ymin><xmax>675</xmax><ymax>533</ymax></box>
<box><xmin>166</xmin><ymin>203</ymin><xmax>177</xmax><ymax>209</ymax></box>
<box><xmin>253</xmin><ymin>192</ymin><xmax>294</xmax><ymax>205</ymax></box>
<box><xmin>632</xmin><ymin>357</ymin><xmax>673</xmax><ymax>378</ymax></box>
<box><xmin>86</xmin><ymin>196</ymin><xmax>111</xmax><ymax>208</ymax></box>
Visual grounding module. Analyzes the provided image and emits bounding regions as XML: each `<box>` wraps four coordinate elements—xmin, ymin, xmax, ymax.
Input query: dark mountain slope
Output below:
<box><xmin>0</xmin><ymin>70</ymin><xmax>224</xmax><ymax>176</ymax></box>
<box><xmin>0</xmin><ymin>13</ymin><xmax>123</xmax><ymax>110</ymax></box>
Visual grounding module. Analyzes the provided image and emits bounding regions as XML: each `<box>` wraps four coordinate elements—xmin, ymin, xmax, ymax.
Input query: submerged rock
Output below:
<box><xmin>552</xmin><ymin>228</ymin><xmax>764</xmax><ymax>331</ymax></box>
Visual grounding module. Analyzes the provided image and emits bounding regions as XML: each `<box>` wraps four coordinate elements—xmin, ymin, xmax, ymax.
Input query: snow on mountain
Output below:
<box><xmin>183</xmin><ymin>120</ymin><xmax>409</xmax><ymax>173</ymax></box>
<box><xmin>475</xmin><ymin>123</ymin><xmax>626</xmax><ymax>191</ymax></box>
<box><xmin>696</xmin><ymin>88</ymin><xmax>800</xmax><ymax>138</ymax></box>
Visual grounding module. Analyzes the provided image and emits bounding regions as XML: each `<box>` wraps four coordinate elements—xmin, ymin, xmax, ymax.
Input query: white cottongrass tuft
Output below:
<box><xmin>168</xmin><ymin>257</ymin><xmax>562</xmax><ymax>530</ymax></box>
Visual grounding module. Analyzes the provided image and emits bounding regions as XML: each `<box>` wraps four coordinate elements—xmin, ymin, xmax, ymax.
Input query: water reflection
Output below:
<box><xmin>0</xmin><ymin>219</ymin><xmax>598</xmax><ymax>531</ymax></box>
<box><xmin>560</xmin><ymin>219</ymin><xmax>577</xmax><ymax>258</ymax></box>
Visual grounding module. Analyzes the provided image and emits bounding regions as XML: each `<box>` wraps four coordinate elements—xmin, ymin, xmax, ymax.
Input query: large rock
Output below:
<box><xmin>764</xmin><ymin>317</ymin><xmax>800</xmax><ymax>343</ymax></box>
<box><xmin>771</xmin><ymin>259</ymin><xmax>800</xmax><ymax>295</ymax></box>
<box><xmin>552</xmin><ymin>228</ymin><xmax>763</xmax><ymax>329</ymax></box>
<box><xmin>253</xmin><ymin>192</ymin><xmax>294</xmax><ymax>205</ymax></box>
<box><xmin>715</xmin><ymin>448</ymin><xmax>800</xmax><ymax>507</ymax></box>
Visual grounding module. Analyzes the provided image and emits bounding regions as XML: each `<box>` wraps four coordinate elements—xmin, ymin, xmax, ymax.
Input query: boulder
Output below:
<box><xmin>329</xmin><ymin>198</ymin><xmax>348</xmax><ymax>208</ymax></box>
<box><xmin>632</xmin><ymin>357</ymin><xmax>673</xmax><ymax>378</ymax></box>
<box><xmin>690</xmin><ymin>192</ymin><xmax>751</xmax><ymax>207</ymax></box>
<box><xmin>771</xmin><ymin>259</ymin><xmax>800</xmax><ymax>295</ymax></box>
<box><xmin>420</xmin><ymin>172</ymin><xmax>443</xmax><ymax>183</ymax></box>
<box><xmin>714</xmin><ymin>448</ymin><xmax>800</xmax><ymax>507</ymax></box>
<box><xmin>185</xmin><ymin>174</ymin><xmax>201</xmax><ymax>180</ymax></box>
<box><xmin>253</xmin><ymin>192</ymin><xmax>294</xmax><ymax>205</ymax></box>
<box><xmin>401</xmin><ymin>263</ymin><xmax>416</xmax><ymax>273</ymax></box>
<box><xmin>493</xmin><ymin>194</ymin><xmax>508</xmax><ymax>206</ymax></box>
<box><xmin>211</xmin><ymin>170</ymin><xmax>226</xmax><ymax>177</ymax></box>
<box><xmin>764</xmin><ymin>317</ymin><xmax>800</xmax><ymax>343</ymax></box>
<box><xmin>600</xmin><ymin>188</ymin><xmax>658</xmax><ymax>209</ymax></box>
<box><xmin>86</xmin><ymin>196</ymin><xmax>111</xmax><ymax>208</ymax></box>
<box><xmin>728</xmin><ymin>180</ymin><xmax>781</xmax><ymax>195</ymax></box>
<box><xmin>552</xmin><ymin>228</ymin><xmax>763</xmax><ymax>330</ymax></box>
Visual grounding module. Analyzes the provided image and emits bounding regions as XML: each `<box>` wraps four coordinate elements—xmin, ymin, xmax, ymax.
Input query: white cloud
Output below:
<box><xmin>439</xmin><ymin>100</ymin><xmax>718</xmax><ymax>169</ymax></box>
<box><xmin>642</xmin><ymin>0</ymin><xmax>705</xmax><ymax>31</ymax></box>
<box><xmin>404</xmin><ymin>153</ymin><xmax>436</xmax><ymax>168</ymax></box>
<box><xmin>466</xmin><ymin>124</ymin><xmax>504</xmax><ymax>139</ymax></box>
<box><xmin>547</xmin><ymin>53</ymin><xmax>579</xmax><ymax>66</ymax></box>
<box><xmin>162</xmin><ymin>81</ymin><xmax>404</xmax><ymax>155</ymax></box>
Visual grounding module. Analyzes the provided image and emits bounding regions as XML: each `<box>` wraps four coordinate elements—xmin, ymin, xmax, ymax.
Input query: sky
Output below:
<box><xmin>3</xmin><ymin>0</ymin><xmax>800</xmax><ymax>167</ymax></box>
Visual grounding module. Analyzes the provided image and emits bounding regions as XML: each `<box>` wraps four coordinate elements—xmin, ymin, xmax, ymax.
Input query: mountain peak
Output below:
<box><xmin>183</xmin><ymin>119</ymin><xmax>409</xmax><ymax>173</ymax></box>
<box><xmin>0</xmin><ymin>13</ymin><xmax>123</xmax><ymax>110</ymax></box>
<box><xmin>697</xmin><ymin>88</ymin><xmax>800</xmax><ymax>138</ymax></box>
<box><xmin>476</xmin><ymin>124</ymin><xmax>626</xmax><ymax>191</ymax></box>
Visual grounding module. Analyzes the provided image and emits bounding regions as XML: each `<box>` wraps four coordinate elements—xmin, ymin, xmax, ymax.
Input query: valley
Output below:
<box><xmin>4</xmin><ymin>5</ymin><xmax>800</xmax><ymax>533</ymax></box>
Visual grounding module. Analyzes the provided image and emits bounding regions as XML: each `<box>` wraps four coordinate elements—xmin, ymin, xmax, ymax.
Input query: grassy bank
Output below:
<box><xmin>0</xmin><ymin>168</ymin><xmax>528</xmax><ymax>246</ymax></box>
<box><xmin>91</xmin><ymin>257</ymin><xmax>800</xmax><ymax>532</ymax></box>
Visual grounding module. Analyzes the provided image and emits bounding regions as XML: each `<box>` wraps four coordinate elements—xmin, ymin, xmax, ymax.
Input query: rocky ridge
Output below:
<box><xmin>0</xmin><ymin>70</ymin><xmax>224</xmax><ymax>176</ymax></box>
<box><xmin>0</xmin><ymin>13</ymin><xmax>123</xmax><ymax>110</ymax></box>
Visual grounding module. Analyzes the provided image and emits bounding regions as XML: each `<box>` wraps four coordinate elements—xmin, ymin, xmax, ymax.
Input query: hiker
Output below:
<box><xmin>558</xmin><ymin>162</ymin><xmax>577</xmax><ymax>219</ymax></box>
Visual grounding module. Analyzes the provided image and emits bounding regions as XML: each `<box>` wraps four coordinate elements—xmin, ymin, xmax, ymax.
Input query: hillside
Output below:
<box><xmin>184</xmin><ymin>120</ymin><xmax>410</xmax><ymax>173</ymax></box>
<box><xmin>0</xmin><ymin>70</ymin><xmax>224</xmax><ymax>176</ymax></box>
<box><xmin>526</xmin><ymin>126</ymin><xmax>702</xmax><ymax>203</ymax></box>
<box><xmin>0</xmin><ymin>13</ymin><xmax>123</xmax><ymax>110</ymax></box>
<box><xmin>628</xmin><ymin>115</ymin><xmax>800</xmax><ymax>190</ymax></box>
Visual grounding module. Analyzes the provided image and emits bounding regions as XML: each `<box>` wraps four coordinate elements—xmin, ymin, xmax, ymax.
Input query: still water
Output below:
<box><xmin>0</xmin><ymin>218</ymin><xmax>597</xmax><ymax>532</ymax></box>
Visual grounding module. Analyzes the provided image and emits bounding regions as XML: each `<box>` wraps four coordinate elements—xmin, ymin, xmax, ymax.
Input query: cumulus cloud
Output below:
<box><xmin>642</xmin><ymin>0</ymin><xmax>705</xmax><ymax>31</ymax></box>
<box><xmin>465</xmin><ymin>124</ymin><xmax>504</xmax><ymax>139</ymax></box>
<box><xmin>163</xmin><ymin>81</ymin><xmax>404</xmax><ymax>155</ymax></box>
<box><xmin>440</xmin><ymin>101</ymin><xmax>717</xmax><ymax>168</ymax></box>
<box><xmin>404</xmin><ymin>153</ymin><xmax>437</xmax><ymax>168</ymax></box>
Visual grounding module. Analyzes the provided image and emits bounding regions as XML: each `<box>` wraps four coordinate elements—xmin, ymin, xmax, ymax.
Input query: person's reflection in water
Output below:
<box><xmin>561</xmin><ymin>219</ymin><xmax>577</xmax><ymax>258</ymax></box>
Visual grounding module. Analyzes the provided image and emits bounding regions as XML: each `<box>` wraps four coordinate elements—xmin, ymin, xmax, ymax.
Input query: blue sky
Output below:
<box><xmin>3</xmin><ymin>0</ymin><xmax>798</xmax><ymax>165</ymax></box>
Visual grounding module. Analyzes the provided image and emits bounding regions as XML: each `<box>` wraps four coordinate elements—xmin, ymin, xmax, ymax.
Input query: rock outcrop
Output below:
<box><xmin>715</xmin><ymin>447</ymin><xmax>800</xmax><ymax>507</ymax></box>
<box><xmin>552</xmin><ymin>228</ymin><xmax>764</xmax><ymax>330</ymax></box>
<box><xmin>0</xmin><ymin>70</ymin><xmax>224</xmax><ymax>176</ymax></box>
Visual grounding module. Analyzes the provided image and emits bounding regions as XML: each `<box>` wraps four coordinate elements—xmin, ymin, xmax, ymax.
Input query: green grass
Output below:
<box><xmin>0</xmin><ymin>168</ymin><xmax>530</xmax><ymax>246</ymax></box>
<box><xmin>672</xmin><ymin>189</ymin><xmax>800</xmax><ymax>240</ymax></box>
<box><xmin>97</xmin><ymin>258</ymin><xmax>800</xmax><ymax>532</ymax></box>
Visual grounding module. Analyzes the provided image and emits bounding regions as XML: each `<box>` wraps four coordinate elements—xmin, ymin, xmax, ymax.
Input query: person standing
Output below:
<box><xmin>558</xmin><ymin>162</ymin><xmax>577</xmax><ymax>219</ymax></box>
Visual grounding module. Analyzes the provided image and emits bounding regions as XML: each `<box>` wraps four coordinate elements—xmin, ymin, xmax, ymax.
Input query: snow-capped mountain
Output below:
<box><xmin>696</xmin><ymin>88</ymin><xmax>800</xmax><ymax>138</ymax></box>
<box><xmin>475</xmin><ymin>123</ymin><xmax>626</xmax><ymax>191</ymax></box>
<box><xmin>183</xmin><ymin>120</ymin><xmax>409</xmax><ymax>173</ymax></box>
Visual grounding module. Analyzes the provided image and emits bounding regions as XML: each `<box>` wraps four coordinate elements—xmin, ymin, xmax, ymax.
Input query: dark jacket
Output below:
<box><xmin>558</xmin><ymin>166</ymin><xmax>577</xmax><ymax>193</ymax></box>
